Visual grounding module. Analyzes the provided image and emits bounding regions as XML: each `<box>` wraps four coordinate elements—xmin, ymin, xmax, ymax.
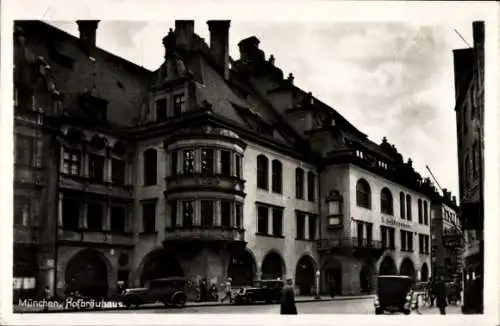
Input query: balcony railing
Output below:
<box><xmin>164</xmin><ymin>226</ymin><xmax>245</xmax><ymax>243</ymax></box>
<box><xmin>351</xmin><ymin>237</ymin><xmax>383</xmax><ymax>249</ymax></box>
<box><xmin>317</xmin><ymin>237</ymin><xmax>386</xmax><ymax>251</ymax></box>
<box><xmin>57</xmin><ymin>228</ymin><xmax>134</xmax><ymax>247</ymax></box>
<box><xmin>59</xmin><ymin>173</ymin><xmax>134</xmax><ymax>198</ymax></box>
<box><xmin>165</xmin><ymin>174</ymin><xmax>245</xmax><ymax>196</ymax></box>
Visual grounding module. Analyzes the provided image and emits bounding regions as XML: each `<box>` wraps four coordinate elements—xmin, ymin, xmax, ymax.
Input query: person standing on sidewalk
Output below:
<box><xmin>280</xmin><ymin>278</ymin><xmax>298</xmax><ymax>315</ymax></box>
<box><xmin>435</xmin><ymin>277</ymin><xmax>448</xmax><ymax>315</ymax></box>
<box><xmin>220</xmin><ymin>277</ymin><xmax>233</xmax><ymax>304</ymax></box>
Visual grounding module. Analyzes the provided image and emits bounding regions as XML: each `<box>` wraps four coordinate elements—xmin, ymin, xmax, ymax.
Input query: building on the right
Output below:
<box><xmin>430</xmin><ymin>189</ymin><xmax>462</xmax><ymax>281</ymax></box>
<box><xmin>452</xmin><ymin>21</ymin><xmax>484</xmax><ymax>308</ymax></box>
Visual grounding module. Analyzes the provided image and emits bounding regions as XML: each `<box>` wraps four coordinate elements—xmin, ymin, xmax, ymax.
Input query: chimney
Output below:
<box><xmin>238</xmin><ymin>36</ymin><xmax>265</xmax><ymax>63</ymax></box>
<box><xmin>452</xmin><ymin>196</ymin><xmax>457</xmax><ymax>205</ymax></box>
<box><xmin>175</xmin><ymin>20</ymin><xmax>194</xmax><ymax>51</ymax></box>
<box><xmin>207</xmin><ymin>20</ymin><xmax>230</xmax><ymax>80</ymax></box>
<box><xmin>77</xmin><ymin>20</ymin><xmax>99</xmax><ymax>54</ymax></box>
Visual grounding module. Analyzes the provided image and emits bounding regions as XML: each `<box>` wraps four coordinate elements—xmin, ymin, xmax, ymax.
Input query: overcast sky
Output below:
<box><xmin>46</xmin><ymin>20</ymin><xmax>477</xmax><ymax>197</ymax></box>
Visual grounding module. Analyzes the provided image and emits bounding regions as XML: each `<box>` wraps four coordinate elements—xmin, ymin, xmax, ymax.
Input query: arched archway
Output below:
<box><xmin>228</xmin><ymin>250</ymin><xmax>257</xmax><ymax>286</ymax></box>
<box><xmin>421</xmin><ymin>263</ymin><xmax>429</xmax><ymax>281</ymax></box>
<box><xmin>399</xmin><ymin>258</ymin><xmax>416</xmax><ymax>279</ymax></box>
<box><xmin>378</xmin><ymin>255</ymin><xmax>397</xmax><ymax>275</ymax></box>
<box><xmin>322</xmin><ymin>258</ymin><xmax>343</xmax><ymax>295</ymax></box>
<box><xmin>139</xmin><ymin>250</ymin><xmax>184</xmax><ymax>286</ymax></box>
<box><xmin>65</xmin><ymin>249</ymin><xmax>109</xmax><ymax>299</ymax></box>
<box><xmin>295</xmin><ymin>255</ymin><xmax>317</xmax><ymax>295</ymax></box>
<box><xmin>261</xmin><ymin>251</ymin><xmax>285</xmax><ymax>280</ymax></box>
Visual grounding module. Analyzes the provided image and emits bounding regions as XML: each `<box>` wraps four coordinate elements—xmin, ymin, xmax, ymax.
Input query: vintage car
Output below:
<box><xmin>374</xmin><ymin>275</ymin><xmax>416</xmax><ymax>315</ymax></box>
<box><xmin>119</xmin><ymin>277</ymin><xmax>188</xmax><ymax>308</ymax></box>
<box><xmin>233</xmin><ymin>280</ymin><xmax>284</xmax><ymax>305</ymax></box>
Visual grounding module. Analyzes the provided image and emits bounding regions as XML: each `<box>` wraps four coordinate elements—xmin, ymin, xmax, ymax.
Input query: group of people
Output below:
<box><xmin>195</xmin><ymin>278</ymin><xmax>220</xmax><ymax>302</ymax></box>
<box><xmin>426</xmin><ymin>275</ymin><xmax>483</xmax><ymax>315</ymax></box>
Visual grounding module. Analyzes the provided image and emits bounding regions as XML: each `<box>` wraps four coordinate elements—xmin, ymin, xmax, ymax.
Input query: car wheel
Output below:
<box><xmin>246</xmin><ymin>296</ymin><xmax>253</xmax><ymax>305</ymax></box>
<box><xmin>403</xmin><ymin>309</ymin><xmax>411</xmax><ymax>315</ymax></box>
<box><xmin>375</xmin><ymin>308</ymin><xmax>383</xmax><ymax>315</ymax></box>
<box><xmin>173</xmin><ymin>296</ymin><xmax>187</xmax><ymax>308</ymax></box>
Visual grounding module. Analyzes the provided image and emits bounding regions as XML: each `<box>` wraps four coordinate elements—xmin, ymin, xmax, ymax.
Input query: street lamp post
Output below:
<box><xmin>315</xmin><ymin>270</ymin><xmax>321</xmax><ymax>299</ymax></box>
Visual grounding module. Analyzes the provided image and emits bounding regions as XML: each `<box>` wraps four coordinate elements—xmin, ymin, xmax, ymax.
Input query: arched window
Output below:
<box><xmin>399</xmin><ymin>192</ymin><xmax>405</xmax><ymax>219</ymax></box>
<box><xmin>417</xmin><ymin>199</ymin><xmax>423</xmax><ymax>224</ymax></box>
<box><xmin>307</xmin><ymin>171</ymin><xmax>316</xmax><ymax>202</ymax></box>
<box><xmin>143</xmin><ymin>148</ymin><xmax>157</xmax><ymax>186</ymax></box>
<box><xmin>356</xmin><ymin>179</ymin><xmax>371</xmax><ymax>209</ymax></box>
<box><xmin>406</xmin><ymin>194</ymin><xmax>412</xmax><ymax>221</ymax></box>
<box><xmin>380</xmin><ymin>188</ymin><xmax>393</xmax><ymax>215</ymax></box>
<box><xmin>257</xmin><ymin>155</ymin><xmax>269</xmax><ymax>190</ymax></box>
<box><xmin>295</xmin><ymin>168</ymin><xmax>304</xmax><ymax>199</ymax></box>
<box><xmin>271</xmin><ymin>160</ymin><xmax>282</xmax><ymax>194</ymax></box>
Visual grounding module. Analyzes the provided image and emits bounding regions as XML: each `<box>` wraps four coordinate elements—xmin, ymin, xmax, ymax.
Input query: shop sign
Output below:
<box><xmin>381</xmin><ymin>217</ymin><xmax>411</xmax><ymax>229</ymax></box>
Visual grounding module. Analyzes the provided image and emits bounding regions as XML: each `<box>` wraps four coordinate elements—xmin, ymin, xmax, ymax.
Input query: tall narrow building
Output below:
<box><xmin>452</xmin><ymin>21</ymin><xmax>484</xmax><ymax>311</ymax></box>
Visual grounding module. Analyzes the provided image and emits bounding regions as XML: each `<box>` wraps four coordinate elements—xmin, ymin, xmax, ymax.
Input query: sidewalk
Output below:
<box><xmin>13</xmin><ymin>294</ymin><xmax>374</xmax><ymax>313</ymax></box>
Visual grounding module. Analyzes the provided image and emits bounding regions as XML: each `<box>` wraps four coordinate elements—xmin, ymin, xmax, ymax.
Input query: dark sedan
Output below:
<box><xmin>233</xmin><ymin>280</ymin><xmax>284</xmax><ymax>305</ymax></box>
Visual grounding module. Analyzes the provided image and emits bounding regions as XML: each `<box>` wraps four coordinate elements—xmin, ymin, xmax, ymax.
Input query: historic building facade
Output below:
<box><xmin>453</xmin><ymin>21</ymin><xmax>484</xmax><ymax>284</ymax></box>
<box><xmin>13</xmin><ymin>19</ymin><xmax>440</xmax><ymax>300</ymax></box>
<box><xmin>430</xmin><ymin>190</ymin><xmax>463</xmax><ymax>281</ymax></box>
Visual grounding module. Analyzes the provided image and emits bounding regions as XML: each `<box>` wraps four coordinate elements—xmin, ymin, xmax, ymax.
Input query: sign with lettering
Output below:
<box><xmin>380</xmin><ymin>217</ymin><xmax>411</xmax><ymax>229</ymax></box>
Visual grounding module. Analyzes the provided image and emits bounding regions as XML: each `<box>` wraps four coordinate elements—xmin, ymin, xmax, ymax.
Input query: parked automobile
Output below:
<box><xmin>119</xmin><ymin>277</ymin><xmax>188</xmax><ymax>308</ymax></box>
<box><xmin>233</xmin><ymin>280</ymin><xmax>284</xmax><ymax>305</ymax></box>
<box><xmin>374</xmin><ymin>275</ymin><xmax>415</xmax><ymax>315</ymax></box>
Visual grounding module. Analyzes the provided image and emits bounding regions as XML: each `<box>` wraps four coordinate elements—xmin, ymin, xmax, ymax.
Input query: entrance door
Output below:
<box><xmin>325</xmin><ymin>268</ymin><xmax>342</xmax><ymax>295</ymax></box>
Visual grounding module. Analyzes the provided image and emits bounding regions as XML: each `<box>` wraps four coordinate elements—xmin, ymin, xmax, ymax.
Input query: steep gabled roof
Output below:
<box><xmin>15</xmin><ymin>20</ymin><xmax>152</xmax><ymax>127</ymax></box>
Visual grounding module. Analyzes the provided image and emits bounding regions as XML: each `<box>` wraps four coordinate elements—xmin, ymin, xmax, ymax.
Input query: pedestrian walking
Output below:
<box><xmin>434</xmin><ymin>277</ymin><xmax>447</xmax><ymax>315</ymax></box>
<box><xmin>328</xmin><ymin>279</ymin><xmax>336</xmax><ymax>298</ymax></box>
<box><xmin>220</xmin><ymin>277</ymin><xmax>233</xmax><ymax>304</ymax></box>
<box><xmin>280</xmin><ymin>278</ymin><xmax>298</xmax><ymax>315</ymax></box>
<box><xmin>429</xmin><ymin>278</ymin><xmax>436</xmax><ymax>307</ymax></box>
<box><xmin>199</xmin><ymin>278</ymin><xmax>207</xmax><ymax>302</ymax></box>
<box><xmin>43</xmin><ymin>286</ymin><xmax>51</xmax><ymax>312</ymax></box>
